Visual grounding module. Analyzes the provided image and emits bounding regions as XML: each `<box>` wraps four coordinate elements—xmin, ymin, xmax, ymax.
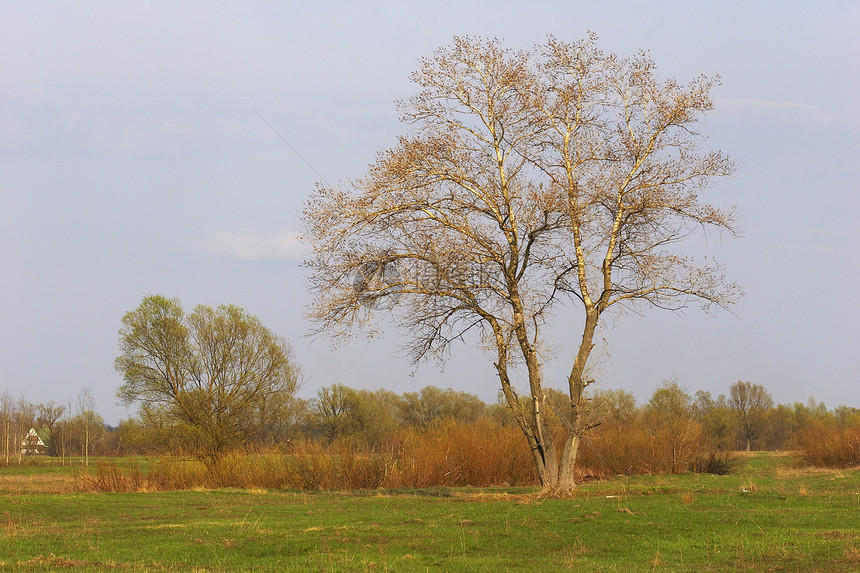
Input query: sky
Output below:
<box><xmin>2</xmin><ymin>1</ymin><xmax>858</xmax><ymax>425</ymax></box>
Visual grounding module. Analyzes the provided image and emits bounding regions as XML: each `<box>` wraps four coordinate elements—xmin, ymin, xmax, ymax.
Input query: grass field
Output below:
<box><xmin>1</xmin><ymin>453</ymin><xmax>858</xmax><ymax>572</ymax></box>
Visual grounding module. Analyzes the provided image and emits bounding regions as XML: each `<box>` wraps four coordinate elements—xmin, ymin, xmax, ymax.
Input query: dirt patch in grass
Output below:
<box><xmin>819</xmin><ymin>531</ymin><xmax>860</xmax><ymax>540</ymax></box>
<box><xmin>19</xmin><ymin>555</ymin><xmax>121</xmax><ymax>569</ymax></box>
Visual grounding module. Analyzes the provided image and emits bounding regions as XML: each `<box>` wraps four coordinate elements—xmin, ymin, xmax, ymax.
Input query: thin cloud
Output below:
<box><xmin>197</xmin><ymin>231</ymin><xmax>305</xmax><ymax>261</ymax></box>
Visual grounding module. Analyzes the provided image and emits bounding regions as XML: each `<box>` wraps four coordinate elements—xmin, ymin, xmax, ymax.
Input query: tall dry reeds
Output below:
<box><xmin>391</xmin><ymin>418</ymin><xmax>535</xmax><ymax>487</ymax></box>
<box><xmin>77</xmin><ymin>410</ymin><xmax>737</xmax><ymax>493</ymax></box>
<box><xmin>75</xmin><ymin>458</ymin><xmax>209</xmax><ymax>492</ymax></box>
<box><xmin>76</xmin><ymin>419</ymin><xmax>537</xmax><ymax>492</ymax></box>
<box><xmin>797</xmin><ymin>423</ymin><xmax>860</xmax><ymax>468</ymax></box>
<box><xmin>576</xmin><ymin>415</ymin><xmax>727</xmax><ymax>477</ymax></box>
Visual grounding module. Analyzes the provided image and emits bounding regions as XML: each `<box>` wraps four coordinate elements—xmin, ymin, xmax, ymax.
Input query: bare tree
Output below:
<box><xmin>11</xmin><ymin>395</ymin><xmax>35</xmax><ymax>465</ymax></box>
<box><xmin>75</xmin><ymin>388</ymin><xmax>104</xmax><ymax>466</ymax></box>
<box><xmin>0</xmin><ymin>391</ymin><xmax>14</xmax><ymax>465</ymax></box>
<box><xmin>728</xmin><ymin>380</ymin><xmax>773</xmax><ymax>451</ymax></box>
<box><xmin>304</xmin><ymin>35</ymin><xmax>739</xmax><ymax>494</ymax></box>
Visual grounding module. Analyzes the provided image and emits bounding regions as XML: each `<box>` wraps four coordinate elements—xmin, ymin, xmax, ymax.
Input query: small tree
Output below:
<box><xmin>304</xmin><ymin>35</ymin><xmax>739</xmax><ymax>494</ymax></box>
<box><xmin>115</xmin><ymin>294</ymin><xmax>301</xmax><ymax>460</ymax></box>
<box><xmin>644</xmin><ymin>380</ymin><xmax>704</xmax><ymax>473</ymax></box>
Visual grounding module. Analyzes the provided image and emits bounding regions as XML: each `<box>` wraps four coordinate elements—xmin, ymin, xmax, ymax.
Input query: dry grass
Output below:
<box><xmin>0</xmin><ymin>473</ymin><xmax>76</xmax><ymax>494</ymax></box>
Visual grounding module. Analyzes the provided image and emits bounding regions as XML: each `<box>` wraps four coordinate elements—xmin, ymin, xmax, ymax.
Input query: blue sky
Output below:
<box><xmin>2</xmin><ymin>1</ymin><xmax>858</xmax><ymax>424</ymax></box>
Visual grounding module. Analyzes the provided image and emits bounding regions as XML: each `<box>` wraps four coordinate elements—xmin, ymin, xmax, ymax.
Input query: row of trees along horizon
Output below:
<box><xmin>3</xmin><ymin>381</ymin><xmax>859</xmax><ymax>476</ymax></box>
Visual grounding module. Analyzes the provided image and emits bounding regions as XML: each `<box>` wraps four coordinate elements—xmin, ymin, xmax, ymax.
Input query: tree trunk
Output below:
<box><xmin>534</xmin><ymin>432</ymin><xmax>580</xmax><ymax>496</ymax></box>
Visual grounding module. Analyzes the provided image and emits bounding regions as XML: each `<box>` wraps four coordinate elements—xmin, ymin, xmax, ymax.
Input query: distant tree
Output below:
<box><xmin>36</xmin><ymin>401</ymin><xmax>66</xmax><ymax>456</ymax></box>
<box><xmin>116</xmin><ymin>417</ymin><xmax>151</xmax><ymax>455</ymax></box>
<box><xmin>647</xmin><ymin>378</ymin><xmax>693</xmax><ymax>422</ymax></box>
<box><xmin>13</xmin><ymin>396</ymin><xmax>35</xmax><ymax>465</ymax></box>
<box><xmin>51</xmin><ymin>400</ymin><xmax>75</xmax><ymax>464</ymax></box>
<box><xmin>251</xmin><ymin>390</ymin><xmax>305</xmax><ymax>447</ymax></box>
<box><xmin>645</xmin><ymin>380</ymin><xmax>703</xmax><ymax>473</ymax></box>
<box><xmin>692</xmin><ymin>390</ymin><xmax>715</xmax><ymax>419</ymax></box>
<box><xmin>117</xmin><ymin>403</ymin><xmax>203</xmax><ymax>456</ymax></box>
<box><xmin>304</xmin><ymin>35</ymin><xmax>739</xmax><ymax>494</ymax></box>
<box><xmin>312</xmin><ymin>384</ymin><xmax>358</xmax><ymax>444</ymax></box>
<box><xmin>115</xmin><ymin>294</ymin><xmax>301</xmax><ymax>460</ymax></box>
<box><xmin>347</xmin><ymin>388</ymin><xmax>401</xmax><ymax>449</ymax></box>
<box><xmin>803</xmin><ymin>398</ymin><xmax>832</xmax><ymax>422</ymax></box>
<box><xmin>727</xmin><ymin>381</ymin><xmax>773</xmax><ymax>451</ymax></box>
<box><xmin>397</xmin><ymin>387</ymin><xmax>488</xmax><ymax>429</ymax></box>
<box><xmin>98</xmin><ymin>426</ymin><xmax>120</xmax><ymax>456</ymax></box>
<box><xmin>74</xmin><ymin>388</ymin><xmax>104</xmax><ymax>466</ymax></box>
<box><xmin>759</xmin><ymin>403</ymin><xmax>796</xmax><ymax>450</ymax></box>
<box><xmin>693</xmin><ymin>392</ymin><xmax>734</xmax><ymax>450</ymax></box>
<box><xmin>597</xmin><ymin>389</ymin><xmax>638</xmax><ymax>421</ymax></box>
<box><xmin>834</xmin><ymin>406</ymin><xmax>860</xmax><ymax>429</ymax></box>
<box><xmin>0</xmin><ymin>391</ymin><xmax>14</xmax><ymax>465</ymax></box>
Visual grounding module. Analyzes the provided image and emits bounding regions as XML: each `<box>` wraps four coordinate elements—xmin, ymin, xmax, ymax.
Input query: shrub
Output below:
<box><xmin>577</xmin><ymin>415</ymin><xmax>717</xmax><ymax>477</ymax></box>
<box><xmin>75</xmin><ymin>461</ymin><xmax>148</xmax><ymax>492</ymax></box>
<box><xmin>391</xmin><ymin>418</ymin><xmax>536</xmax><ymax>488</ymax></box>
<box><xmin>693</xmin><ymin>450</ymin><xmax>740</xmax><ymax>475</ymax></box>
<box><xmin>797</xmin><ymin>423</ymin><xmax>860</xmax><ymax>468</ymax></box>
<box><xmin>284</xmin><ymin>440</ymin><xmax>392</xmax><ymax>490</ymax></box>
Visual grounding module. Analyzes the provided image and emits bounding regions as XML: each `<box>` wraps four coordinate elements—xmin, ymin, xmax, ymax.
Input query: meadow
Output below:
<box><xmin>1</xmin><ymin>453</ymin><xmax>858</xmax><ymax>572</ymax></box>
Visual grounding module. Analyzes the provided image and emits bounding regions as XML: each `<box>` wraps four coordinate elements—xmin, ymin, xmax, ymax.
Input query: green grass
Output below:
<box><xmin>1</xmin><ymin>453</ymin><xmax>858</xmax><ymax>572</ymax></box>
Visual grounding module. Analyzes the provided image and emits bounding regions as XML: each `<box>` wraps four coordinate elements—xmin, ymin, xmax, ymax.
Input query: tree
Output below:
<box><xmin>692</xmin><ymin>391</ymin><xmax>735</xmax><ymax>450</ymax></box>
<box><xmin>0</xmin><ymin>391</ymin><xmax>14</xmax><ymax>465</ymax></box>
<box><xmin>728</xmin><ymin>381</ymin><xmax>773</xmax><ymax>451</ymax></box>
<box><xmin>397</xmin><ymin>387</ymin><xmax>488</xmax><ymax>429</ymax></box>
<box><xmin>74</xmin><ymin>388</ymin><xmax>104</xmax><ymax>466</ymax></box>
<box><xmin>36</xmin><ymin>401</ymin><xmax>66</xmax><ymax>456</ymax></box>
<box><xmin>312</xmin><ymin>383</ymin><xmax>358</xmax><ymax>444</ymax></box>
<box><xmin>341</xmin><ymin>388</ymin><xmax>401</xmax><ymax>449</ymax></box>
<box><xmin>644</xmin><ymin>380</ymin><xmax>704</xmax><ymax>474</ymax></box>
<box><xmin>250</xmin><ymin>389</ymin><xmax>305</xmax><ymax>447</ymax></box>
<box><xmin>115</xmin><ymin>294</ymin><xmax>301</xmax><ymax>460</ymax></box>
<box><xmin>310</xmin><ymin>384</ymin><xmax>404</xmax><ymax>447</ymax></box>
<box><xmin>13</xmin><ymin>395</ymin><xmax>35</xmax><ymax>465</ymax></box>
<box><xmin>50</xmin><ymin>399</ymin><xmax>76</xmax><ymax>465</ymax></box>
<box><xmin>304</xmin><ymin>35</ymin><xmax>739</xmax><ymax>494</ymax></box>
<box><xmin>592</xmin><ymin>389</ymin><xmax>637</xmax><ymax>421</ymax></box>
<box><xmin>647</xmin><ymin>378</ymin><xmax>693</xmax><ymax>422</ymax></box>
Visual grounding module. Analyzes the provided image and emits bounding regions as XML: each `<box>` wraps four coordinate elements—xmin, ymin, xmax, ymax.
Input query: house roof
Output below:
<box><xmin>22</xmin><ymin>428</ymin><xmax>46</xmax><ymax>447</ymax></box>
